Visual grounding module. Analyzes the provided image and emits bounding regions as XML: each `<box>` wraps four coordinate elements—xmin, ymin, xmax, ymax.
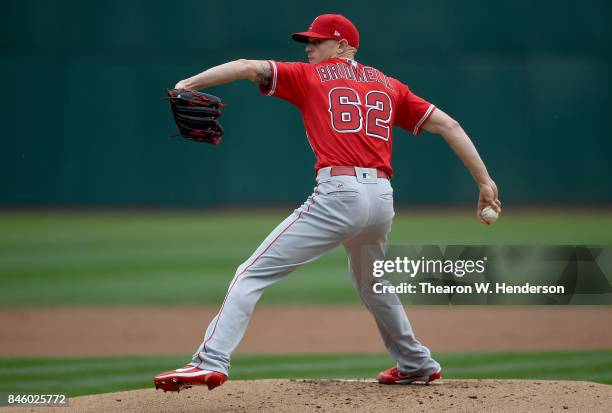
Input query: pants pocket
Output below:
<box><xmin>321</xmin><ymin>179</ymin><xmax>360</xmax><ymax>197</ymax></box>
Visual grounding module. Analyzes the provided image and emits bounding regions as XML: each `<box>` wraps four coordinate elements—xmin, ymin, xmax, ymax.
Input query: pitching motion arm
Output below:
<box><xmin>422</xmin><ymin>109</ymin><xmax>502</xmax><ymax>224</ymax></box>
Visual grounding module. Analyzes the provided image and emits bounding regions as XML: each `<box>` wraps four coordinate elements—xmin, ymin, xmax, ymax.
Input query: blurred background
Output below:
<box><xmin>1</xmin><ymin>0</ymin><xmax>611</xmax><ymax>398</ymax></box>
<box><xmin>1</xmin><ymin>0</ymin><xmax>610</xmax><ymax>206</ymax></box>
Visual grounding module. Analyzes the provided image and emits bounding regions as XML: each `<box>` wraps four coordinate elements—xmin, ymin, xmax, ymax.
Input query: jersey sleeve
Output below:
<box><xmin>259</xmin><ymin>60</ymin><xmax>309</xmax><ymax>107</ymax></box>
<box><xmin>393</xmin><ymin>80</ymin><xmax>436</xmax><ymax>135</ymax></box>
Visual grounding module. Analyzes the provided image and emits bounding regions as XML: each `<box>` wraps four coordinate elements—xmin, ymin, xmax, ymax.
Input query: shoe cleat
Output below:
<box><xmin>378</xmin><ymin>367</ymin><xmax>442</xmax><ymax>385</ymax></box>
<box><xmin>153</xmin><ymin>365</ymin><xmax>228</xmax><ymax>392</ymax></box>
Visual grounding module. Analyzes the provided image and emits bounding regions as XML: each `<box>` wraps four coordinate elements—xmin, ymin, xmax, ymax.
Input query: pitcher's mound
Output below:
<box><xmin>9</xmin><ymin>379</ymin><xmax>612</xmax><ymax>413</ymax></box>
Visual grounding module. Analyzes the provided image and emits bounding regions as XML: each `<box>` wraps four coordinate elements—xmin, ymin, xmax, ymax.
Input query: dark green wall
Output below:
<box><xmin>1</xmin><ymin>0</ymin><xmax>611</xmax><ymax>205</ymax></box>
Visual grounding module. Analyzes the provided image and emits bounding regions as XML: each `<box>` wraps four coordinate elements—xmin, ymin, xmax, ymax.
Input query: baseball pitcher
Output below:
<box><xmin>154</xmin><ymin>14</ymin><xmax>501</xmax><ymax>392</ymax></box>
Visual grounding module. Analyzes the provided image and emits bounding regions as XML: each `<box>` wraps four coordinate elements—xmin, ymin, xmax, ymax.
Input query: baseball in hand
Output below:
<box><xmin>480</xmin><ymin>206</ymin><xmax>499</xmax><ymax>224</ymax></box>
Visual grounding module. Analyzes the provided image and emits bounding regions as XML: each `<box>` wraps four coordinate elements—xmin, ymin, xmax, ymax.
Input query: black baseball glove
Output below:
<box><xmin>166</xmin><ymin>88</ymin><xmax>224</xmax><ymax>145</ymax></box>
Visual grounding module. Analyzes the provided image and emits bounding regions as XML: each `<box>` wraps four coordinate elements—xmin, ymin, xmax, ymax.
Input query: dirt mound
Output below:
<box><xmin>6</xmin><ymin>379</ymin><xmax>611</xmax><ymax>413</ymax></box>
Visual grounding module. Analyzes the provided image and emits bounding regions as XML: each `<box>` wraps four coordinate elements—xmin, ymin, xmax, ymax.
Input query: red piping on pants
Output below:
<box><xmin>197</xmin><ymin>186</ymin><xmax>320</xmax><ymax>362</ymax></box>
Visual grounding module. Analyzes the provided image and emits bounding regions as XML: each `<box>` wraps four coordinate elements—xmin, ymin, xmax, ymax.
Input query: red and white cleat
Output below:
<box><xmin>154</xmin><ymin>365</ymin><xmax>228</xmax><ymax>392</ymax></box>
<box><xmin>377</xmin><ymin>367</ymin><xmax>442</xmax><ymax>385</ymax></box>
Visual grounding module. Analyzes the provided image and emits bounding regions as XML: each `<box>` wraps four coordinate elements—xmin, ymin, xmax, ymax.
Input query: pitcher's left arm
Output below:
<box><xmin>174</xmin><ymin>60</ymin><xmax>272</xmax><ymax>90</ymax></box>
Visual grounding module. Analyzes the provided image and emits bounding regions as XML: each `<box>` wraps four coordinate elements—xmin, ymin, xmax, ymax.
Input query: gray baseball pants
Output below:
<box><xmin>191</xmin><ymin>166</ymin><xmax>440</xmax><ymax>377</ymax></box>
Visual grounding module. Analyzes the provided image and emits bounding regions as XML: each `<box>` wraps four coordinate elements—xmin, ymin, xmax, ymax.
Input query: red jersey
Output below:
<box><xmin>259</xmin><ymin>57</ymin><xmax>436</xmax><ymax>177</ymax></box>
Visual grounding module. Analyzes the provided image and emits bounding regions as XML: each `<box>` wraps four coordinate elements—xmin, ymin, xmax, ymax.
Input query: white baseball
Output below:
<box><xmin>481</xmin><ymin>206</ymin><xmax>499</xmax><ymax>224</ymax></box>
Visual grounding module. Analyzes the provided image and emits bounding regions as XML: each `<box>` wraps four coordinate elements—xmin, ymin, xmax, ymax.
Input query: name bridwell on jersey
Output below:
<box><xmin>316</xmin><ymin>60</ymin><xmax>393</xmax><ymax>88</ymax></box>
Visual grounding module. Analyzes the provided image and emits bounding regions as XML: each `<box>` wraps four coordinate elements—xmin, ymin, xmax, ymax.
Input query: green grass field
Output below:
<box><xmin>1</xmin><ymin>351</ymin><xmax>611</xmax><ymax>397</ymax></box>
<box><xmin>1</xmin><ymin>211</ymin><xmax>611</xmax><ymax>397</ymax></box>
<box><xmin>1</xmin><ymin>210</ymin><xmax>611</xmax><ymax>306</ymax></box>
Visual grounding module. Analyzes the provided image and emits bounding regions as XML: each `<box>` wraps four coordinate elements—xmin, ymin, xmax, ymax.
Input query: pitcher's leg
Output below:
<box><xmin>191</xmin><ymin>212</ymin><xmax>301</xmax><ymax>374</ymax></box>
<box><xmin>193</xmin><ymin>187</ymin><xmax>361</xmax><ymax>375</ymax></box>
<box><xmin>344</xmin><ymin>224</ymin><xmax>440</xmax><ymax>376</ymax></box>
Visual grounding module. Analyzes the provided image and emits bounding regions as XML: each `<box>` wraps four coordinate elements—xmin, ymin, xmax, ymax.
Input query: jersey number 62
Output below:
<box><xmin>328</xmin><ymin>87</ymin><xmax>393</xmax><ymax>141</ymax></box>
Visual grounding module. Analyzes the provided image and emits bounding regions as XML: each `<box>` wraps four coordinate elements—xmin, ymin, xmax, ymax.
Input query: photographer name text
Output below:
<box><xmin>373</xmin><ymin>282</ymin><xmax>565</xmax><ymax>295</ymax></box>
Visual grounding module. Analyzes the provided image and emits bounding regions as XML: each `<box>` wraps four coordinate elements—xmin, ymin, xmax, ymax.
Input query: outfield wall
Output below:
<box><xmin>1</xmin><ymin>1</ymin><xmax>610</xmax><ymax>205</ymax></box>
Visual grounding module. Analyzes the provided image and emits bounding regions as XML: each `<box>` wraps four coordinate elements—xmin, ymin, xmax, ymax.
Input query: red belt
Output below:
<box><xmin>328</xmin><ymin>166</ymin><xmax>390</xmax><ymax>180</ymax></box>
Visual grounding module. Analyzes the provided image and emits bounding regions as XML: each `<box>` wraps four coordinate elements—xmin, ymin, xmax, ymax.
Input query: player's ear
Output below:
<box><xmin>338</xmin><ymin>39</ymin><xmax>349</xmax><ymax>53</ymax></box>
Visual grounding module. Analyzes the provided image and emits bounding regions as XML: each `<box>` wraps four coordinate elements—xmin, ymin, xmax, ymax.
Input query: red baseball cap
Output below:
<box><xmin>291</xmin><ymin>14</ymin><xmax>360</xmax><ymax>48</ymax></box>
